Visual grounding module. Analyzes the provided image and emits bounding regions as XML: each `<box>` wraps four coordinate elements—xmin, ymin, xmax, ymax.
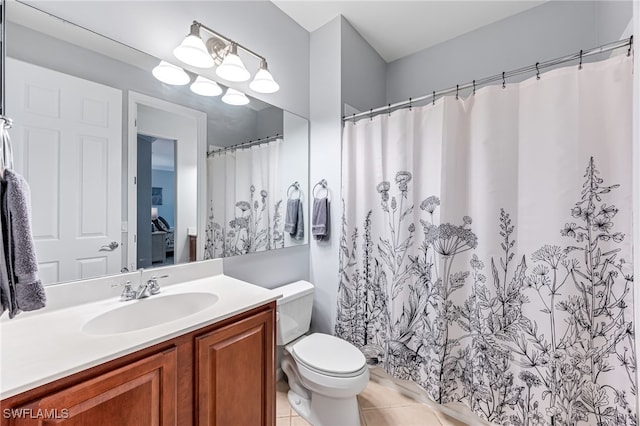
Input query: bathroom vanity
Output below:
<box><xmin>0</xmin><ymin>266</ymin><xmax>278</xmax><ymax>426</ymax></box>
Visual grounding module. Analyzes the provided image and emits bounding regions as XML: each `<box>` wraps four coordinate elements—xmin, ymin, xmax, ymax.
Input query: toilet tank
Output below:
<box><xmin>275</xmin><ymin>280</ymin><xmax>314</xmax><ymax>345</ymax></box>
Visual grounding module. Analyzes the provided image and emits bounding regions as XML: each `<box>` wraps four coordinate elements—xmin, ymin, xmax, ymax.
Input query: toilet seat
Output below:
<box><xmin>291</xmin><ymin>333</ymin><xmax>367</xmax><ymax>378</ymax></box>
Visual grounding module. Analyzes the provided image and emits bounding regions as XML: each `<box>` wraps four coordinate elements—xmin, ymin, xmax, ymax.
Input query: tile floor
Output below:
<box><xmin>276</xmin><ymin>372</ymin><xmax>471</xmax><ymax>426</ymax></box>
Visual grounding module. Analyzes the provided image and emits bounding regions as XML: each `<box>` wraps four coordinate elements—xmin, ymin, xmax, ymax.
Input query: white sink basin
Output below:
<box><xmin>82</xmin><ymin>292</ymin><xmax>219</xmax><ymax>335</ymax></box>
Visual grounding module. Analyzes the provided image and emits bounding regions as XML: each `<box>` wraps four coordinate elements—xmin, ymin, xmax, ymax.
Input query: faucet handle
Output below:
<box><xmin>149</xmin><ymin>275</ymin><xmax>168</xmax><ymax>295</ymax></box>
<box><xmin>120</xmin><ymin>281</ymin><xmax>135</xmax><ymax>301</ymax></box>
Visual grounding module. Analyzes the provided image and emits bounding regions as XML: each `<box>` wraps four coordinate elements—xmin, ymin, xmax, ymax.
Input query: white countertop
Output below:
<box><xmin>0</xmin><ymin>274</ymin><xmax>279</xmax><ymax>399</ymax></box>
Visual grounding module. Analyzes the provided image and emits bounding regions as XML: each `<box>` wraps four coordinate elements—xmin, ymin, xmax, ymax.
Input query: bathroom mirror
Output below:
<box><xmin>4</xmin><ymin>1</ymin><xmax>309</xmax><ymax>285</ymax></box>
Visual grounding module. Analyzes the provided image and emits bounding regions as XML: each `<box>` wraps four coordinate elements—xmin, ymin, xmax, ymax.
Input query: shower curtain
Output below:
<box><xmin>205</xmin><ymin>139</ymin><xmax>285</xmax><ymax>258</ymax></box>
<box><xmin>336</xmin><ymin>54</ymin><xmax>635</xmax><ymax>425</ymax></box>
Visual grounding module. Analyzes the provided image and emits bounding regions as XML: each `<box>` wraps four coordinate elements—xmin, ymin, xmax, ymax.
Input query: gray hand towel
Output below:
<box><xmin>312</xmin><ymin>197</ymin><xmax>330</xmax><ymax>241</ymax></box>
<box><xmin>284</xmin><ymin>198</ymin><xmax>304</xmax><ymax>241</ymax></box>
<box><xmin>0</xmin><ymin>179</ymin><xmax>15</xmax><ymax>317</ymax></box>
<box><xmin>2</xmin><ymin>169</ymin><xmax>46</xmax><ymax>316</ymax></box>
<box><xmin>284</xmin><ymin>198</ymin><xmax>299</xmax><ymax>234</ymax></box>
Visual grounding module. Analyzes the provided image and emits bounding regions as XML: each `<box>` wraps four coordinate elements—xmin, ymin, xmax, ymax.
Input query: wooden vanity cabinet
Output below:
<box><xmin>0</xmin><ymin>302</ymin><xmax>276</xmax><ymax>426</ymax></box>
<box><xmin>196</xmin><ymin>309</ymin><xmax>274</xmax><ymax>426</ymax></box>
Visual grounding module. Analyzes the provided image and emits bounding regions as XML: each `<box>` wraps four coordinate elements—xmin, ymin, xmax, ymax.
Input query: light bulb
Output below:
<box><xmin>222</xmin><ymin>88</ymin><xmax>250</xmax><ymax>106</ymax></box>
<box><xmin>152</xmin><ymin>61</ymin><xmax>190</xmax><ymax>85</ymax></box>
<box><xmin>190</xmin><ymin>76</ymin><xmax>223</xmax><ymax>96</ymax></box>
<box><xmin>216</xmin><ymin>44</ymin><xmax>250</xmax><ymax>82</ymax></box>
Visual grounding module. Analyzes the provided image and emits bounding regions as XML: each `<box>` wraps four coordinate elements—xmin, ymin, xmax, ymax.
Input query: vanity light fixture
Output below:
<box><xmin>152</xmin><ymin>60</ymin><xmax>190</xmax><ymax>85</ymax></box>
<box><xmin>174</xmin><ymin>20</ymin><xmax>279</xmax><ymax>93</ymax></box>
<box><xmin>222</xmin><ymin>88</ymin><xmax>250</xmax><ymax>106</ymax></box>
<box><xmin>173</xmin><ymin>23</ymin><xmax>215</xmax><ymax>68</ymax></box>
<box><xmin>190</xmin><ymin>76</ymin><xmax>223</xmax><ymax>96</ymax></box>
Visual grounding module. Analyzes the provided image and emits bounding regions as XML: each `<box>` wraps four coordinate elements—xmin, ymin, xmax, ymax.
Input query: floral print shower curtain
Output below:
<box><xmin>205</xmin><ymin>139</ymin><xmax>285</xmax><ymax>258</ymax></box>
<box><xmin>336</xmin><ymin>54</ymin><xmax>635</xmax><ymax>425</ymax></box>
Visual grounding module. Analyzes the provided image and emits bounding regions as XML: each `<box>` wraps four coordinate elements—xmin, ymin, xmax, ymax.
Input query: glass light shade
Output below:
<box><xmin>216</xmin><ymin>52</ymin><xmax>250</xmax><ymax>82</ymax></box>
<box><xmin>222</xmin><ymin>88</ymin><xmax>250</xmax><ymax>106</ymax></box>
<box><xmin>249</xmin><ymin>68</ymin><xmax>280</xmax><ymax>94</ymax></box>
<box><xmin>152</xmin><ymin>61</ymin><xmax>190</xmax><ymax>85</ymax></box>
<box><xmin>173</xmin><ymin>35</ymin><xmax>214</xmax><ymax>68</ymax></box>
<box><xmin>190</xmin><ymin>76</ymin><xmax>223</xmax><ymax>96</ymax></box>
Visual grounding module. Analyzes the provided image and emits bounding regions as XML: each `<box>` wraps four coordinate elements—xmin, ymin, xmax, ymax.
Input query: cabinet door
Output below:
<box><xmin>9</xmin><ymin>348</ymin><xmax>177</xmax><ymax>426</ymax></box>
<box><xmin>196</xmin><ymin>309</ymin><xmax>274</xmax><ymax>426</ymax></box>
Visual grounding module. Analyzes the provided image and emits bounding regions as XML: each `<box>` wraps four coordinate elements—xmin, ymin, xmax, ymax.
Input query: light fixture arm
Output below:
<box><xmin>192</xmin><ymin>20</ymin><xmax>266</xmax><ymax>63</ymax></box>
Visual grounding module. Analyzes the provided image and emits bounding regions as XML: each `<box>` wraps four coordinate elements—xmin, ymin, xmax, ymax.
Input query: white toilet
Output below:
<box><xmin>275</xmin><ymin>281</ymin><xmax>369</xmax><ymax>426</ymax></box>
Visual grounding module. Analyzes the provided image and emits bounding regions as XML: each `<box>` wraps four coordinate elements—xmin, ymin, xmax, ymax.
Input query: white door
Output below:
<box><xmin>6</xmin><ymin>59</ymin><xmax>122</xmax><ymax>285</ymax></box>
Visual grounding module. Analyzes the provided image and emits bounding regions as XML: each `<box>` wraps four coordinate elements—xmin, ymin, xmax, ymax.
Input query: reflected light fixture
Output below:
<box><xmin>190</xmin><ymin>76</ymin><xmax>222</xmax><ymax>96</ymax></box>
<box><xmin>173</xmin><ymin>21</ymin><xmax>279</xmax><ymax>93</ymax></box>
<box><xmin>222</xmin><ymin>88</ymin><xmax>249</xmax><ymax>106</ymax></box>
<box><xmin>173</xmin><ymin>23</ymin><xmax>215</xmax><ymax>68</ymax></box>
<box><xmin>152</xmin><ymin>61</ymin><xmax>190</xmax><ymax>85</ymax></box>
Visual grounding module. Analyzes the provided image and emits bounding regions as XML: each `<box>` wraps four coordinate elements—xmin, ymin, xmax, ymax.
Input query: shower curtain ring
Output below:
<box><xmin>472</xmin><ymin>80</ymin><xmax>476</xmax><ymax>95</ymax></box>
<box><xmin>502</xmin><ymin>72</ymin><xmax>506</xmax><ymax>89</ymax></box>
<box><xmin>432</xmin><ymin>91</ymin><xmax>435</xmax><ymax>105</ymax></box>
<box><xmin>536</xmin><ymin>62</ymin><xmax>540</xmax><ymax>80</ymax></box>
<box><xmin>352</xmin><ymin>113</ymin><xmax>356</xmax><ymax>123</ymax></box>
<box><xmin>388</xmin><ymin>104</ymin><xmax>391</xmax><ymax>116</ymax></box>
<box><xmin>628</xmin><ymin>35</ymin><xmax>633</xmax><ymax>57</ymax></box>
<box><xmin>369</xmin><ymin>108</ymin><xmax>373</xmax><ymax>121</ymax></box>
<box><xmin>409</xmin><ymin>97</ymin><xmax>412</xmax><ymax>111</ymax></box>
<box><xmin>456</xmin><ymin>84</ymin><xmax>459</xmax><ymax>100</ymax></box>
<box><xmin>579</xmin><ymin>50</ymin><xmax>583</xmax><ymax>70</ymax></box>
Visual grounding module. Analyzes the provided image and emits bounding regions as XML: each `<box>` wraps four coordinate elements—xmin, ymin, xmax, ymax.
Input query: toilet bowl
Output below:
<box><xmin>275</xmin><ymin>281</ymin><xmax>369</xmax><ymax>426</ymax></box>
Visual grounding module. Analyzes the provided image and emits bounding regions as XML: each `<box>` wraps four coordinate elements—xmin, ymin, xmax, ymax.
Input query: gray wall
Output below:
<box><xmin>340</xmin><ymin>18</ymin><xmax>387</xmax><ymax>114</ymax></box>
<box><xmin>386</xmin><ymin>1</ymin><xmax>633</xmax><ymax>103</ymax></box>
<box><xmin>309</xmin><ymin>17</ymin><xmax>343</xmax><ymax>334</ymax></box>
<box><xmin>307</xmin><ymin>17</ymin><xmax>387</xmax><ymax>334</ymax></box>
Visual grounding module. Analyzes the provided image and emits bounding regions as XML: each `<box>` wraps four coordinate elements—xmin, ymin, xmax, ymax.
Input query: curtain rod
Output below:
<box><xmin>344</xmin><ymin>36</ymin><xmax>633</xmax><ymax>123</ymax></box>
<box><xmin>207</xmin><ymin>133</ymin><xmax>282</xmax><ymax>157</ymax></box>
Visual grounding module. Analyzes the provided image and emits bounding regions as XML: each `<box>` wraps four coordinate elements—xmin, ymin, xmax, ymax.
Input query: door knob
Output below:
<box><xmin>99</xmin><ymin>241</ymin><xmax>119</xmax><ymax>251</ymax></box>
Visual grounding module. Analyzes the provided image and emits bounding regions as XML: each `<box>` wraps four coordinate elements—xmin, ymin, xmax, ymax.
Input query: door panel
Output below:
<box><xmin>6</xmin><ymin>58</ymin><xmax>122</xmax><ymax>284</ymax></box>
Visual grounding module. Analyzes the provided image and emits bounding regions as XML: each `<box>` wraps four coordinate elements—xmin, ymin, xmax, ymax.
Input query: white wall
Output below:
<box><xmin>137</xmin><ymin>104</ymin><xmax>198</xmax><ymax>265</ymax></box>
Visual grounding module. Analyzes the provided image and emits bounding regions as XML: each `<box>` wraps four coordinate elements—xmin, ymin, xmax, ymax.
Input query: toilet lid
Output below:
<box><xmin>291</xmin><ymin>333</ymin><xmax>366</xmax><ymax>375</ymax></box>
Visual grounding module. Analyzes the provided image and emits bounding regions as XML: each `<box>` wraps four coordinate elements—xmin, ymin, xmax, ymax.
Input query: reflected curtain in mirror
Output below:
<box><xmin>205</xmin><ymin>139</ymin><xmax>285</xmax><ymax>258</ymax></box>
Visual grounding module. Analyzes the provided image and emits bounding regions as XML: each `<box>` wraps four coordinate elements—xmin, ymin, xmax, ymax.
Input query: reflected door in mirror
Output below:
<box><xmin>6</xmin><ymin>59</ymin><xmax>122</xmax><ymax>285</ymax></box>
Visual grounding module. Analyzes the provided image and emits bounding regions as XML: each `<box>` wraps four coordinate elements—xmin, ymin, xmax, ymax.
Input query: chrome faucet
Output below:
<box><xmin>135</xmin><ymin>275</ymin><xmax>168</xmax><ymax>300</ymax></box>
<box><xmin>119</xmin><ymin>281</ymin><xmax>136</xmax><ymax>301</ymax></box>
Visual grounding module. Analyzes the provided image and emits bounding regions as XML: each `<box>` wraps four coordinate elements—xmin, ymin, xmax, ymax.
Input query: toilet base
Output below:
<box><xmin>288</xmin><ymin>389</ymin><xmax>362</xmax><ymax>426</ymax></box>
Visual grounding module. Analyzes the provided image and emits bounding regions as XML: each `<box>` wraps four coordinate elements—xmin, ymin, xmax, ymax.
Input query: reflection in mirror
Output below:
<box><xmin>4</xmin><ymin>2</ymin><xmax>309</xmax><ymax>286</ymax></box>
<box><xmin>205</xmin><ymin>112</ymin><xmax>309</xmax><ymax>258</ymax></box>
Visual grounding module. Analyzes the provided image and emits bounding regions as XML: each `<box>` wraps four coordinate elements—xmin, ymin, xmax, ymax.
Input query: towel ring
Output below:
<box><xmin>313</xmin><ymin>179</ymin><xmax>328</xmax><ymax>199</ymax></box>
<box><xmin>287</xmin><ymin>181</ymin><xmax>301</xmax><ymax>199</ymax></box>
